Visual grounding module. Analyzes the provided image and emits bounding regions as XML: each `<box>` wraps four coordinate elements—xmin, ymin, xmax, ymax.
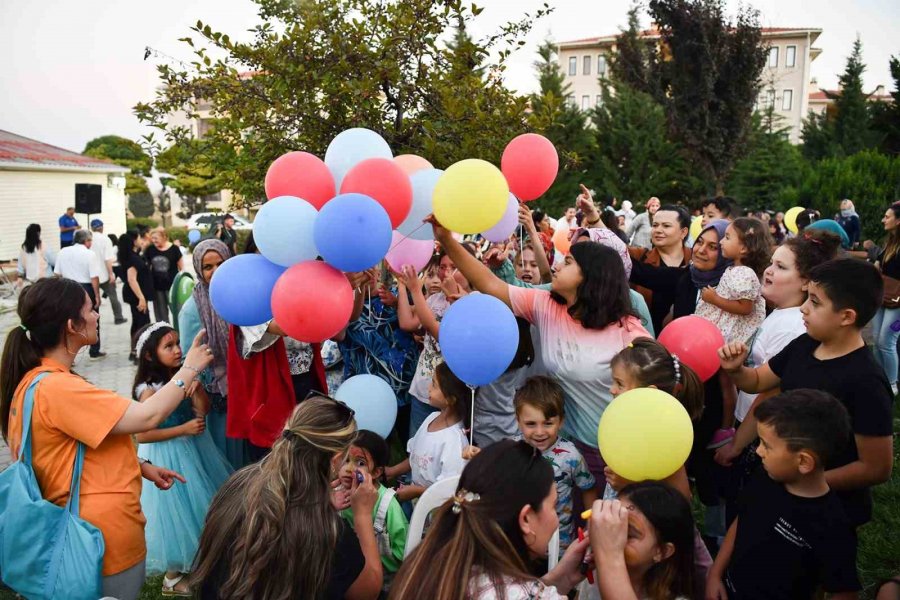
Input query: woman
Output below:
<box><xmin>0</xmin><ymin>277</ymin><xmax>213</xmax><ymax>600</ymax></box>
<box><xmin>391</xmin><ymin>440</ymin><xmax>591</xmax><ymax>599</ymax></box>
<box><xmin>432</xmin><ymin>216</ymin><xmax>649</xmax><ymax>488</ymax></box>
<box><xmin>836</xmin><ymin>199</ymin><xmax>861</xmax><ymax>249</ymax></box>
<box><xmin>118</xmin><ymin>230</ymin><xmax>154</xmax><ymax>362</ymax></box>
<box><xmin>144</xmin><ymin>227</ymin><xmax>184</xmax><ymax>322</ymax></box>
<box><xmin>625</xmin><ymin>197</ymin><xmax>660</xmax><ymax>250</ymax></box>
<box><xmin>871</xmin><ymin>202</ymin><xmax>900</xmax><ymax>394</ymax></box>
<box><xmin>192</xmin><ymin>397</ymin><xmax>383</xmax><ymax>599</ymax></box>
<box><xmin>17</xmin><ymin>223</ymin><xmax>53</xmax><ymax>285</ymax></box>
<box><xmin>531</xmin><ymin>209</ymin><xmax>555</xmax><ymax>263</ymax></box>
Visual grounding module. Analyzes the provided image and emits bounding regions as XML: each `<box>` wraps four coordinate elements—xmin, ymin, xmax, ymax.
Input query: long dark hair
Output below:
<box><xmin>551</xmin><ymin>242</ymin><xmax>633</xmax><ymax>329</ymax></box>
<box><xmin>22</xmin><ymin>224</ymin><xmax>42</xmax><ymax>253</ymax></box>
<box><xmin>728</xmin><ymin>217</ymin><xmax>772</xmax><ymax>276</ymax></box>
<box><xmin>391</xmin><ymin>440</ymin><xmax>555</xmax><ymax>600</ymax></box>
<box><xmin>132</xmin><ymin>323</ymin><xmax>178</xmax><ymax>400</ymax></box>
<box><xmin>619</xmin><ymin>482</ymin><xmax>696</xmax><ymax>600</ymax></box>
<box><xmin>433</xmin><ymin>362</ymin><xmax>473</xmax><ymax>432</ymax></box>
<box><xmin>117</xmin><ymin>230</ymin><xmax>138</xmax><ymax>265</ymax></box>
<box><xmin>506</xmin><ymin>317</ymin><xmax>535</xmax><ymax>373</ymax></box>
<box><xmin>1</xmin><ymin>278</ymin><xmax>88</xmax><ymax>440</ymax></box>
<box><xmin>882</xmin><ymin>202</ymin><xmax>900</xmax><ymax>264</ymax></box>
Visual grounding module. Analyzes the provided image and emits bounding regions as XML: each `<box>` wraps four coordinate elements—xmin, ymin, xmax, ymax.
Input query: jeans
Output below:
<box><xmin>100</xmin><ymin>279</ymin><xmax>124</xmax><ymax>321</ymax></box>
<box><xmin>870</xmin><ymin>306</ymin><xmax>900</xmax><ymax>385</ymax></box>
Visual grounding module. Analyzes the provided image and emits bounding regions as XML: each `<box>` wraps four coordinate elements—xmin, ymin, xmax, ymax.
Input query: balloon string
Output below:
<box><xmin>389</xmin><ymin>222</ymin><xmax>428</xmax><ymax>252</ymax></box>
<box><xmin>519</xmin><ymin>224</ymin><xmax>524</xmax><ymax>272</ymax></box>
<box><xmin>468</xmin><ymin>385</ymin><xmax>475</xmax><ymax>447</ymax></box>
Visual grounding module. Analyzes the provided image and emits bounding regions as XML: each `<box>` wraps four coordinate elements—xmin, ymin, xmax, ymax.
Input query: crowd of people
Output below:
<box><xmin>0</xmin><ymin>190</ymin><xmax>898</xmax><ymax>600</ymax></box>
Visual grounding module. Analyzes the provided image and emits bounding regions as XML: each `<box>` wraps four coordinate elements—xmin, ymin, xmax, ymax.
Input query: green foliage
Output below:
<box><xmin>135</xmin><ymin>0</ymin><xmax>550</xmax><ymax>208</ymax></box>
<box><xmin>156</xmin><ymin>139</ymin><xmax>225</xmax><ymax>218</ymax></box>
<box><xmin>83</xmin><ymin>135</ymin><xmax>153</xmax><ymax>196</ymax></box>
<box><xmin>128</xmin><ymin>193</ymin><xmax>155</xmax><ymax>219</ymax></box>
<box><xmin>609</xmin><ymin>3</ymin><xmax>661</xmax><ymax>98</ymax></box>
<box><xmin>870</xmin><ymin>55</ymin><xmax>900</xmax><ymax>156</ymax></box>
<box><xmin>126</xmin><ymin>217</ymin><xmax>160</xmax><ymax>231</ymax></box>
<box><xmin>800</xmin><ymin>110</ymin><xmax>838</xmax><ymax>161</ymax></box>
<box><xmin>831</xmin><ymin>38</ymin><xmax>875</xmax><ymax>156</ymax></box>
<box><xmin>165</xmin><ymin>227</ymin><xmax>189</xmax><ymax>246</ymax></box>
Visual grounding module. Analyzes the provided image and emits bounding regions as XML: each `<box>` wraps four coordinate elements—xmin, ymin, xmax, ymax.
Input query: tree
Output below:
<box><xmin>609</xmin><ymin>3</ymin><xmax>660</xmax><ymax>98</ymax></box>
<box><xmin>648</xmin><ymin>0</ymin><xmax>767</xmax><ymax>194</ymax></box>
<box><xmin>831</xmin><ymin>37</ymin><xmax>874</xmax><ymax>156</ymax></box>
<box><xmin>82</xmin><ymin>135</ymin><xmax>152</xmax><ymax>195</ymax></box>
<box><xmin>800</xmin><ymin>109</ymin><xmax>838</xmax><ymax>161</ymax></box>
<box><xmin>870</xmin><ymin>55</ymin><xmax>900</xmax><ymax>156</ymax></box>
<box><xmin>128</xmin><ymin>192</ymin><xmax>155</xmax><ymax>218</ymax></box>
<box><xmin>135</xmin><ymin>0</ymin><xmax>549</xmax><ymax>208</ymax></box>
<box><xmin>156</xmin><ymin>139</ymin><xmax>227</xmax><ymax>219</ymax></box>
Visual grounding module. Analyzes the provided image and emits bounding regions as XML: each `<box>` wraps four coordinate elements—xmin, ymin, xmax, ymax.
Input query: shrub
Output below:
<box><xmin>126</xmin><ymin>217</ymin><xmax>160</xmax><ymax>231</ymax></box>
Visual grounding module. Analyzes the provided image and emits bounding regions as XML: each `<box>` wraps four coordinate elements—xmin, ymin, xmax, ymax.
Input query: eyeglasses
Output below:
<box><xmin>304</xmin><ymin>389</ymin><xmax>355</xmax><ymax>425</ymax></box>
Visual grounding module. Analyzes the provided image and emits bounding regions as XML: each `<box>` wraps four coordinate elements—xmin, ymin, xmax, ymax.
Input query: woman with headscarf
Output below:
<box><xmin>836</xmin><ymin>199</ymin><xmax>861</xmax><ymax>249</ymax></box>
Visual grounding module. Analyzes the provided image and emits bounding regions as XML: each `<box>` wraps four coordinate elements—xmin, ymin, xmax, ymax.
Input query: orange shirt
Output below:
<box><xmin>8</xmin><ymin>358</ymin><xmax>146</xmax><ymax>576</ymax></box>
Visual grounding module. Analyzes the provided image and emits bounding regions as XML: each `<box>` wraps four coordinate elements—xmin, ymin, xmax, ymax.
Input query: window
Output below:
<box><xmin>766</xmin><ymin>89</ymin><xmax>776</xmax><ymax>108</ymax></box>
<box><xmin>598</xmin><ymin>55</ymin><xmax>607</xmax><ymax>76</ymax></box>
<box><xmin>596</xmin><ymin>95</ymin><xmax>603</xmax><ymax>107</ymax></box>
<box><xmin>566</xmin><ymin>94</ymin><xmax>576</xmax><ymax>108</ymax></box>
<box><xmin>782</xmin><ymin>89</ymin><xmax>793</xmax><ymax>111</ymax></box>
<box><xmin>581</xmin><ymin>95</ymin><xmax>590</xmax><ymax>110</ymax></box>
<box><xmin>568</xmin><ymin>57</ymin><xmax>577</xmax><ymax>76</ymax></box>
<box><xmin>786</xmin><ymin>45</ymin><xmax>796</xmax><ymax>67</ymax></box>
<box><xmin>768</xmin><ymin>46</ymin><xmax>779</xmax><ymax>67</ymax></box>
<box><xmin>583</xmin><ymin>56</ymin><xmax>591</xmax><ymax>76</ymax></box>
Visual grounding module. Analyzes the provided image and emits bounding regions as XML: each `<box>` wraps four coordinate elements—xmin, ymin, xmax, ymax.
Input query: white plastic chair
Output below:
<box><xmin>403</xmin><ymin>475</ymin><xmax>461</xmax><ymax>557</ymax></box>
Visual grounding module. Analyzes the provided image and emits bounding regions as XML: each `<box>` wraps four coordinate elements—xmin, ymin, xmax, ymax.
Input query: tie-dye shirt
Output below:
<box><xmin>541</xmin><ymin>437</ymin><xmax>595</xmax><ymax>550</ymax></box>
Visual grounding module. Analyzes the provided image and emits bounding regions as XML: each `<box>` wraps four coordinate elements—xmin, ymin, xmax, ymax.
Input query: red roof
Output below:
<box><xmin>561</xmin><ymin>26</ymin><xmax>820</xmax><ymax>46</ymax></box>
<box><xmin>0</xmin><ymin>130</ymin><xmax>127</xmax><ymax>172</ymax></box>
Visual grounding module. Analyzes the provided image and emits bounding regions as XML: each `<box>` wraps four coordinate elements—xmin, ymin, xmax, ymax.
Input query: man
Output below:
<box><xmin>216</xmin><ymin>214</ymin><xmax>238</xmax><ymax>256</ymax></box>
<box><xmin>90</xmin><ymin>219</ymin><xmax>126</xmax><ymax>324</ymax></box>
<box><xmin>559</xmin><ymin>206</ymin><xmax>578</xmax><ymax>230</ymax></box>
<box><xmin>58</xmin><ymin>206</ymin><xmax>80</xmax><ymax>248</ymax></box>
<box><xmin>625</xmin><ymin>196</ymin><xmax>660</xmax><ymax>249</ymax></box>
<box><xmin>55</xmin><ymin>229</ymin><xmax>105</xmax><ymax>357</ymax></box>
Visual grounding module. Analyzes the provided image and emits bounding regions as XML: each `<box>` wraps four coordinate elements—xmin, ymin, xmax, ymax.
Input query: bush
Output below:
<box><xmin>126</xmin><ymin>217</ymin><xmax>160</xmax><ymax>231</ymax></box>
<box><xmin>165</xmin><ymin>227</ymin><xmax>189</xmax><ymax>246</ymax></box>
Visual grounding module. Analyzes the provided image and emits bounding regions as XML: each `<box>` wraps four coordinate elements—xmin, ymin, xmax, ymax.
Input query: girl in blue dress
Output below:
<box><xmin>132</xmin><ymin>322</ymin><xmax>233</xmax><ymax>596</ymax></box>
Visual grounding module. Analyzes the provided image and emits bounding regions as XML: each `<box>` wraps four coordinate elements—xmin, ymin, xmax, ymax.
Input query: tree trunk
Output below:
<box><xmin>714</xmin><ymin>179</ymin><xmax>725</xmax><ymax>196</ymax></box>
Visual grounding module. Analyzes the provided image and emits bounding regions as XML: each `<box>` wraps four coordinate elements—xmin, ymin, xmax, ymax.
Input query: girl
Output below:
<box><xmin>133</xmin><ymin>322</ymin><xmax>233</xmax><ymax>596</ymax></box>
<box><xmin>388</xmin><ymin>362</ymin><xmax>470</xmax><ymax>502</ymax></box>
<box><xmin>871</xmin><ymin>202</ymin><xmax>900</xmax><ymax>394</ymax></box>
<box><xmin>118</xmin><ymin>230</ymin><xmax>154</xmax><ymax>362</ymax></box>
<box><xmin>17</xmin><ymin>223</ymin><xmax>53</xmax><ymax>286</ymax></box>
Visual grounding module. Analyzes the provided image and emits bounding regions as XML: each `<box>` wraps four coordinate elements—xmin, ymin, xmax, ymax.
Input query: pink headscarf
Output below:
<box><xmin>574</xmin><ymin>228</ymin><xmax>632</xmax><ymax>278</ymax></box>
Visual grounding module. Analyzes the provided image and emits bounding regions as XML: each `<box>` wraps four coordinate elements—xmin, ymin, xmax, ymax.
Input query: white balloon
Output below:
<box><xmin>334</xmin><ymin>374</ymin><xmax>398</xmax><ymax>439</ymax></box>
<box><xmin>254</xmin><ymin>196</ymin><xmax>318</xmax><ymax>267</ymax></box>
<box><xmin>397</xmin><ymin>168</ymin><xmax>443</xmax><ymax>241</ymax></box>
<box><xmin>324</xmin><ymin>128</ymin><xmax>393</xmax><ymax>189</ymax></box>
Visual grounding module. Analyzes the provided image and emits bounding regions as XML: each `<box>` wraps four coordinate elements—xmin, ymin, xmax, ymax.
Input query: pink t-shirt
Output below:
<box><xmin>509</xmin><ymin>286</ymin><xmax>649</xmax><ymax>447</ymax></box>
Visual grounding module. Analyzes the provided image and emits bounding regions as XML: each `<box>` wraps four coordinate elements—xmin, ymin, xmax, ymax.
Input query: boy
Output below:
<box><xmin>718</xmin><ymin>258</ymin><xmax>893</xmax><ymax>527</ymax></box>
<box><xmin>707</xmin><ymin>390</ymin><xmax>861</xmax><ymax>599</ymax></box>
<box><xmin>514</xmin><ymin>376</ymin><xmax>597</xmax><ymax>551</ymax></box>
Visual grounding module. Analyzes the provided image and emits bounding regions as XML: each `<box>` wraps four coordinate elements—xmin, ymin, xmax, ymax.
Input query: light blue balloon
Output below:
<box><xmin>209</xmin><ymin>254</ymin><xmax>286</xmax><ymax>326</ymax></box>
<box><xmin>254</xmin><ymin>196</ymin><xmax>319</xmax><ymax>266</ymax></box>
<box><xmin>187</xmin><ymin>229</ymin><xmax>201</xmax><ymax>244</ymax></box>
<box><xmin>334</xmin><ymin>374</ymin><xmax>398</xmax><ymax>438</ymax></box>
<box><xmin>439</xmin><ymin>294</ymin><xmax>519</xmax><ymax>386</ymax></box>
<box><xmin>324</xmin><ymin>128</ymin><xmax>393</xmax><ymax>189</ymax></box>
<box><xmin>397</xmin><ymin>168</ymin><xmax>443</xmax><ymax>241</ymax></box>
<box><xmin>314</xmin><ymin>193</ymin><xmax>392</xmax><ymax>272</ymax></box>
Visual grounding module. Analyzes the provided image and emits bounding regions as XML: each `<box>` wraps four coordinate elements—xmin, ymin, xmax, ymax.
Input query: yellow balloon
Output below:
<box><xmin>598</xmin><ymin>388</ymin><xmax>693</xmax><ymax>482</ymax></box>
<box><xmin>432</xmin><ymin>159</ymin><xmax>509</xmax><ymax>234</ymax></box>
<box><xmin>689</xmin><ymin>216</ymin><xmax>703</xmax><ymax>241</ymax></box>
<box><xmin>784</xmin><ymin>206</ymin><xmax>805</xmax><ymax>234</ymax></box>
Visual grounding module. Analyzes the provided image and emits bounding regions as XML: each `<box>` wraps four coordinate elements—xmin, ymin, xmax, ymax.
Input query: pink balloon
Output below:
<box><xmin>385</xmin><ymin>231</ymin><xmax>435</xmax><ymax>273</ymax></box>
<box><xmin>393</xmin><ymin>154</ymin><xmax>433</xmax><ymax>176</ymax></box>
<box><xmin>271</xmin><ymin>261</ymin><xmax>353</xmax><ymax>342</ymax></box>
<box><xmin>482</xmin><ymin>193</ymin><xmax>520</xmax><ymax>243</ymax></box>
<box><xmin>264</xmin><ymin>151</ymin><xmax>336</xmax><ymax>209</ymax></box>
<box><xmin>500</xmin><ymin>134</ymin><xmax>559</xmax><ymax>202</ymax></box>
<box><xmin>657</xmin><ymin>316</ymin><xmax>725</xmax><ymax>382</ymax></box>
<box><xmin>340</xmin><ymin>158</ymin><xmax>413</xmax><ymax>229</ymax></box>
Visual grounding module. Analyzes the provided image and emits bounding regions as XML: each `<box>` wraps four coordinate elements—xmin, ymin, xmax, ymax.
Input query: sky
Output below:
<box><xmin>1</xmin><ymin>0</ymin><xmax>897</xmax><ymax>154</ymax></box>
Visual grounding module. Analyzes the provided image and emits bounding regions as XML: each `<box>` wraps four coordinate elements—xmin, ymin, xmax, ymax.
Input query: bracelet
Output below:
<box><xmin>138</xmin><ymin>458</ymin><xmax>152</xmax><ymax>466</ymax></box>
<box><xmin>182</xmin><ymin>364</ymin><xmax>201</xmax><ymax>376</ymax></box>
<box><xmin>585</xmin><ymin>215</ymin><xmax>601</xmax><ymax>226</ymax></box>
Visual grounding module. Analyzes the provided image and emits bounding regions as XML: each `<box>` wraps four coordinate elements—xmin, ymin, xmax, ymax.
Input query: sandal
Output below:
<box><xmin>162</xmin><ymin>573</ymin><xmax>192</xmax><ymax>597</ymax></box>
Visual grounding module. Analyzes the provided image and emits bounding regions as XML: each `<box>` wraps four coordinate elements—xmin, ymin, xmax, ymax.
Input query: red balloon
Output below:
<box><xmin>500</xmin><ymin>133</ymin><xmax>559</xmax><ymax>202</ymax></box>
<box><xmin>340</xmin><ymin>158</ymin><xmax>413</xmax><ymax>229</ymax></box>
<box><xmin>657</xmin><ymin>316</ymin><xmax>725</xmax><ymax>382</ymax></box>
<box><xmin>265</xmin><ymin>151</ymin><xmax>336</xmax><ymax>209</ymax></box>
<box><xmin>271</xmin><ymin>261</ymin><xmax>354</xmax><ymax>342</ymax></box>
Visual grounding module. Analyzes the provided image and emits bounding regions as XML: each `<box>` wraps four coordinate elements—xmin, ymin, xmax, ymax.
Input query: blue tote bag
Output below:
<box><xmin>0</xmin><ymin>372</ymin><xmax>105</xmax><ymax>600</ymax></box>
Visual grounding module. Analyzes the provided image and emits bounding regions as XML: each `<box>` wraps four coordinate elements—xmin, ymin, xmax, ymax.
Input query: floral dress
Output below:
<box><xmin>694</xmin><ymin>265</ymin><xmax>766</xmax><ymax>344</ymax></box>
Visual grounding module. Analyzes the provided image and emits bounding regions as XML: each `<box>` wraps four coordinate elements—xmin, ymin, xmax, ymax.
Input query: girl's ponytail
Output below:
<box><xmin>672</xmin><ymin>358</ymin><xmax>704</xmax><ymax>421</ymax></box>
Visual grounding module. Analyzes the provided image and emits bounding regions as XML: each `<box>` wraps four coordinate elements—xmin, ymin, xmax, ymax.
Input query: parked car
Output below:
<box><xmin>184</xmin><ymin>212</ymin><xmax>253</xmax><ymax>231</ymax></box>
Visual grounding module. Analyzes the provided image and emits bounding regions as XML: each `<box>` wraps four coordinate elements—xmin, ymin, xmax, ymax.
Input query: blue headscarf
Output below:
<box><xmin>806</xmin><ymin>219</ymin><xmax>851</xmax><ymax>249</ymax></box>
<box><xmin>690</xmin><ymin>219</ymin><xmax>733</xmax><ymax>289</ymax></box>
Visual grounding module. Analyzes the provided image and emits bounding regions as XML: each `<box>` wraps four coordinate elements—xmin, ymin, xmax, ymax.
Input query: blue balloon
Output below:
<box><xmin>334</xmin><ymin>374</ymin><xmax>398</xmax><ymax>438</ymax></box>
<box><xmin>209</xmin><ymin>254</ymin><xmax>286</xmax><ymax>326</ymax></box>
<box><xmin>439</xmin><ymin>294</ymin><xmax>519</xmax><ymax>386</ymax></box>
<box><xmin>254</xmin><ymin>196</ymin><xmax>319</xmax><ymax>266</ymax></box>
<box><xmin>314</xmin><ymin>193</ymin><xmax>392</xmax><ymax>272</ymax></box>
<box><xmin>397</xmin><ymin>168</ymin><xmax>443</xmax><ymax>241</ymax></box>
<box><xmin>324</xmin><ymin>128</ymin><xmax>393</xmax><ymax>189</ymax></box>
<box><xmin>187</xmin><ymin>229</ymin><xmax>201</xmax><ymax>244</ymax></box>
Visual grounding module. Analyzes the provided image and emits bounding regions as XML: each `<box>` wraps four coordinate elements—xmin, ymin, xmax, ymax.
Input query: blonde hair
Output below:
<box><xmin>150</xmin><ymin>226</ymin><xmax>168</xmax><ymax>241</ymax></box>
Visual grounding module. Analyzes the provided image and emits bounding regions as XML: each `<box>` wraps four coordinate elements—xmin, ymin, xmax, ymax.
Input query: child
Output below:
<box><xmin>719</xmin><ymin>257</ymin><xmax>894</xmax><ymax>528</ymax></box>
<box><xmin>514</xmin><ymin>375</ymin><xmax>597</xmax><ymax>553</ymax></box>
<box><xmin>388</xmin><ymin>362</ymin><xmax>470</xmax><ymax>502</ymax></box>
<box><xmin>133</xmin><ymin>322</ymin><xmax>233</xmax><ymax>596</ymax></box>
<box><xmin>706</xmin><ymin>390</ymin><xmax>861</xmax><ymax>599</ymax></box>
<box><xmin>696</xmin><ymin>217</ymin><xmax>772</xmax><ymax>450</ymax></box>
<box><xmin>339</xmin><ymin>430</ymin><xmax>409</xmax><ymax>592</ymax></box>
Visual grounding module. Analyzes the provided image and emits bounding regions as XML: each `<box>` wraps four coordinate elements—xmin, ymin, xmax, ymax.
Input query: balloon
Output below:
<box><xmin>658</xmin><ymin>316</ymin><xmax>725</xmax><ymax>382</ymax></box>
<box><xmin>314</xmin><ymin>193</ymin><xmax>393</xmax><ymax>272</ymax></box>
<box><xmin>334</xmin><ymin>375</ymin><xmax>398</xmax><ymax>438</ymax></box>
<box><xmin>397</xmin><ymin>168</ymin><xmax>442</xmax><ymax>241</ymax></box>
<box><xmin>501</xmin><ymin>133</ymin><xmax>559</xmax><ymax>202</ymax></box>
<box><xmin>552</xmin><ymin>225</ymin><xmax>574</xmax><ymax>255</ymax></box>
<box><xmin>439</xmin><ymin>294</ymin><xmax>519</xmax><ymax>386</ymax></box>
<box><xmin>598</xmin><ymin>388</ymin><xmax>694</xmax><ymax>481</ymax></box>
<box><xmin>385</xmin><ymin>231</ymin><xmax>435</xmax><ymax>273</ymax></box>
<box><xmin>689</xmin><ymin>216</ymin><xmax>703</xmax><ymax>241</ymax></box>
<box><xmin>482</xmin><ymin>193</ymin><xmax>520</xmax><ymax>243</ymax></box>
<box><xmin>271</xmin><ymin>261</ymin><xmax>354</xmax><ymax>342</ymax></box>
<box><xmin>187</xmin><ymin>229</ymin><xmax>201</xmax><ymax>244</ymax></box>
<box><xmin>432</xmin><ymin>159</ymin><xmax>509</xmax><ymax>234</ymax></box>
<box><xmin>340</xmin><ymin>158</ymin><xmax>413</xmax><ymax>229</ymax></box>
<box><xmin>393</xmin><ymin>154</ymin><xmax>433</xmax><ymax>176</ymax></box>
<box><xmin>210</xmin><ymin>254</ymin><xmax>286</xmax><ymax>326</ymax></box>
<box><xmin>254</xmin><ymin>196</ymin><xmax>318</xmax><ymax>267</ymax></box>
<box><xmin>325</xmin><ymin>128</ymin><xmax>392</xmax><ymax>189</ymax></box>
<box><xmin>784</xmin><ymin>206</ymin><xmax>805</xmax><ymax>234</ymax></box>
<box><xmin>264</xmin><ymin>151</ymin><xmax>336</xmax><ymax>209</ymax></box>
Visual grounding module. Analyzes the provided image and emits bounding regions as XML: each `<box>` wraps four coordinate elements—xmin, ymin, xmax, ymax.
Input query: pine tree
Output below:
<box><xmin>870</xmin><ymin>55</ymin><xmax>900</xmax><ymax>155</ymax></box>
<box><xmin>609</xmin><ymin>4</ymin><xmax>660</xmax><ymax>98</ymax></box>
<box><xmin>831</xmin><ymin>37</ymin><xmax>874</xmax><ymax>155</ymax></box>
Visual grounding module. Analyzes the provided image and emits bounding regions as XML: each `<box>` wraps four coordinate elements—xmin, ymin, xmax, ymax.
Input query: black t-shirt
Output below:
<box><xmin>879</xmin><ymin>248</ymin><xmax>900</xmax><ymax>279</ymax></box>
<box><xmin>767</xmin><ymin>334</ymin><xmax>894</xmax><ymax>525</ymax></box>
<box><xmin>325</xmin><ymin>520</ymin><xmax>366</xmax><ymax>599</ymax></box>
<box><xmin>120</xmin><ymin>252</ymin><xmax>154</xmax><ymax>304</ymax></box>
<box><xmin>725</xmin><ymin>471</ymin><xmax>860</xmax><ymax>599</ymax></box>
<box><xmin>144</xmin><ymin>244</ymin><xmax>182</xmax><ymax>291</ymax></box>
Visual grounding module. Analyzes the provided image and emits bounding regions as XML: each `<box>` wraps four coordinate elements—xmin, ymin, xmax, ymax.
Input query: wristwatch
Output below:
<box><xmin>138</xmin><ymin>458</ymin><xmax>152</xmax><ymax>466</ymax></box>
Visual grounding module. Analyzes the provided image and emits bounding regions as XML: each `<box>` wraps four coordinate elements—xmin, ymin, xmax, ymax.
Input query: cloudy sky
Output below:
<box><xmin>1</xmin><ymin>0</ymin><xmax>897</xmax><ymax>153</ymax></box>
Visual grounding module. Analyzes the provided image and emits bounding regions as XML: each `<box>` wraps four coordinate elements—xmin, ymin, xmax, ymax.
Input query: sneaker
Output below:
<box><xmin>706</xmin><ymin>428</ymin><xmax>735</xmax><ymax>450</ymax></box>
<box><xmin>892</xmin><ymin>382</ymin><xmax>898</xmax><ymax>396</ymax></box>
<box><xmin>89</xmin><ymin>352</ymin><xmax>107</xmax><ymax>359</ymax></box>
<box><xmin>114</xmin><ymin>318</ymin><xmax>128</xmax><ymax>325</ymax></box>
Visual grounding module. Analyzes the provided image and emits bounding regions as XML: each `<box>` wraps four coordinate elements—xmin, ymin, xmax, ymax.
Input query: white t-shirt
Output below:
<box><xmin>735</xmin><ymin>306</ymin><xmax>806</xmax><ymax>421</ymax></box>
<box><xmin>54</xmin><ymin>243</ymin><xmax>102</xmax><ymax>284</ymax></box>
<box><xmin>89</xmin><ymin>233</ymin><xmax>115</xmax><ymax>284</ymax></box>
<box><xmin>469</xmin><ymin>573</ymin><xmax>565</xmax><ymax>599</ymax></box>
<box><xmin>407</xmin><ymin>412</ymin><xmax>468</xmax><ymax>488</ymax></box>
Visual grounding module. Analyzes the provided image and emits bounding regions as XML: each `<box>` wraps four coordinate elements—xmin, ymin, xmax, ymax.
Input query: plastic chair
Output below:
<box><xmin>548</xmin><ymin>528</ymin><xmax>560</xmax><ymax>569</ymax></box>
<box><xmin>403</xmin><ymin>475</ymin><xmax>460</xmax><ymax>557</ymax></box>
